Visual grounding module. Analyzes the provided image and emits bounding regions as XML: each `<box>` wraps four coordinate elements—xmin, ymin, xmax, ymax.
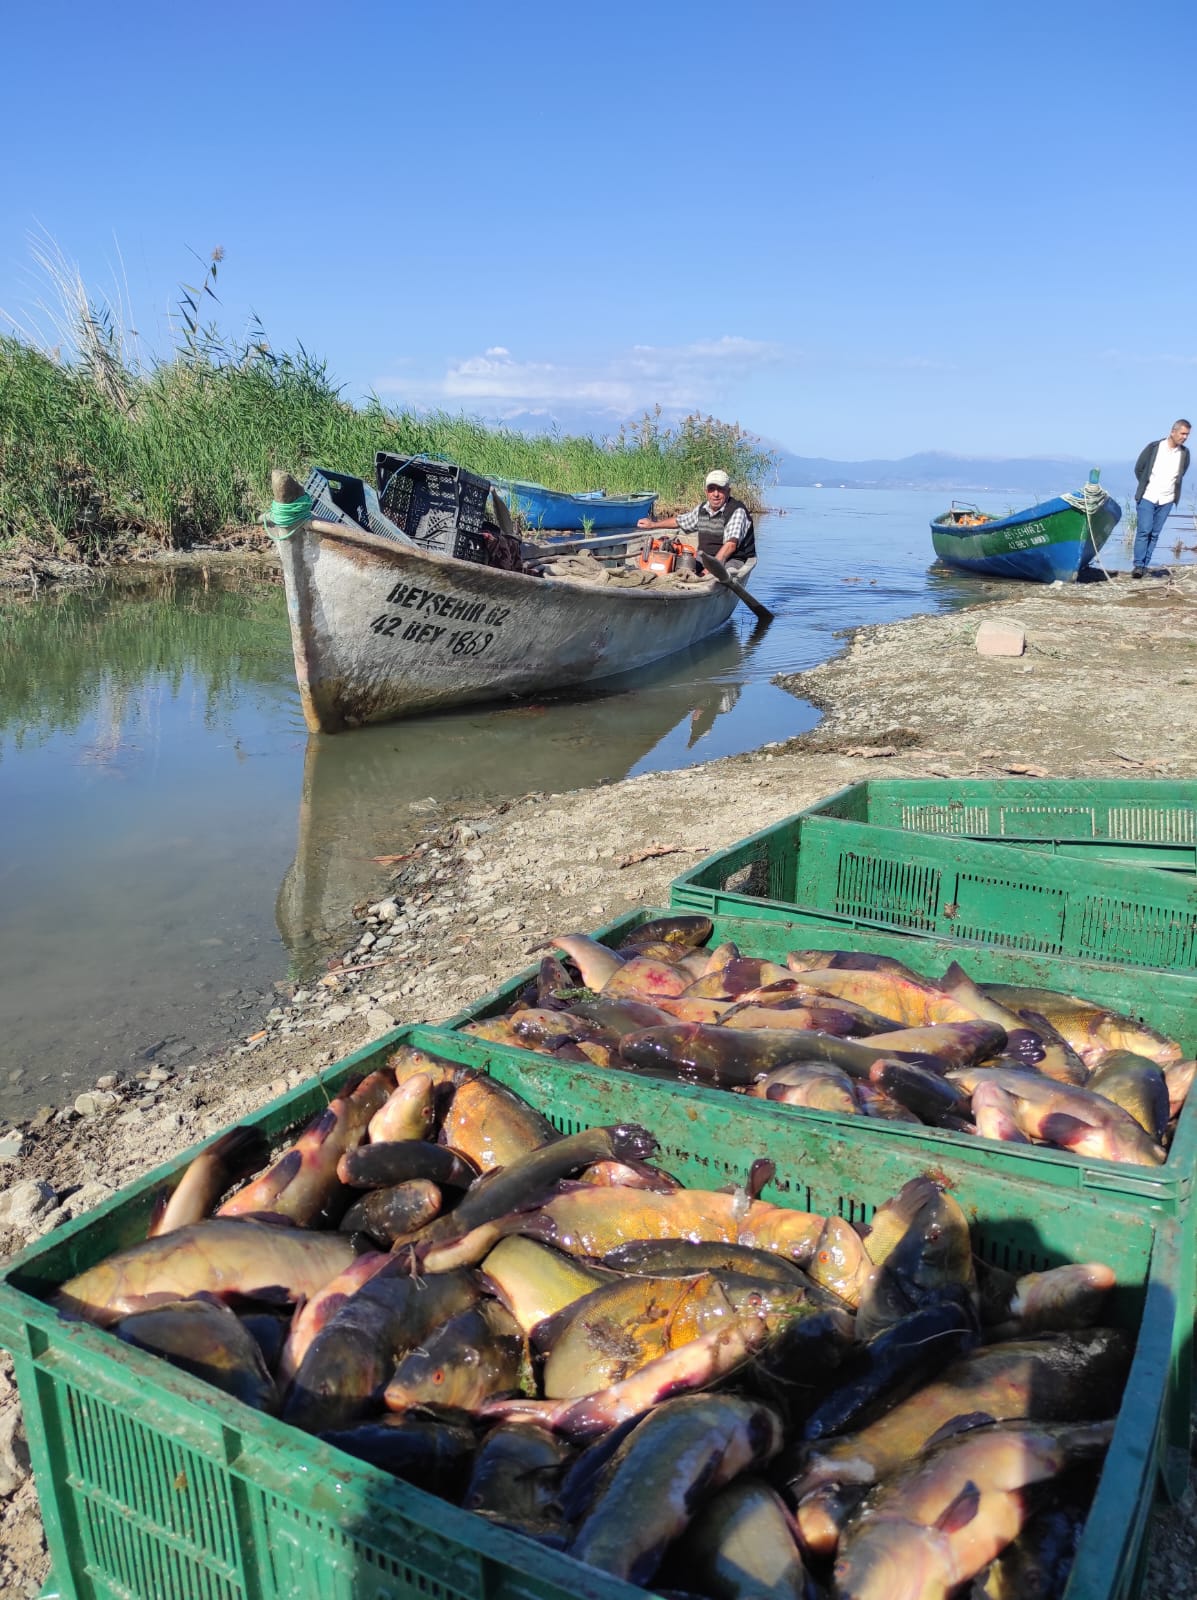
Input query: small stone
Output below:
<box><xmin>95</xmin><ymin>1074</ymin><xmax>119</xmax><ymax>1091</ymax></box>
<box><xmin>0</xmin><ymin>1404</ymin><xmax>31</xmax><ymax>1497</ymax></box>
<box><xmin>74</xmin><ymin>1090</ymin><xmax>119</xmax><ymax>1116</ymax></box>
<box><xmin>29</xmin><ymin>1106</ymin><xmax>55</xmax><ymax>1131</ymax></box>
<box><xmin>362</xmin><ymin>1008</ymin><xmax>398</xmax><ymax>1039</ymax></box>
<box><xmin>975</xmin><ymin>618</ymin><xmax>1026</xmax><ymax>657</ymax></box>
<box><xmin>323</xmin><ymin>1005</ymin><xmax>352</xmax><ymax>1025</ymax></box>
<box><xmin>0</xmin><ymin>1135</ymin><xmax>24</xmax><ymax>1163</ymax></box>
<box><xmin>0</xmin><ymin>1178</ymin><xmax>56</xmax><ymax>1229</ymax></box>
<box><xmin>373</xmin><ymin>899</ymin><xmax>400</xmax><ymax>923</ymax></box>
<box><xmin>67</xmin><ymin>1181</ymin><xmax>114</xmax><ymax>1218</ymax></box>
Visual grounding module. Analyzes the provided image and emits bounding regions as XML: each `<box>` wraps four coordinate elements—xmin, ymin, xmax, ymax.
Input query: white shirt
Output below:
<box><xmin>1143</xmin><ymin>439</ymin><xmax>1184</xmax><ymax>505</ymax></box>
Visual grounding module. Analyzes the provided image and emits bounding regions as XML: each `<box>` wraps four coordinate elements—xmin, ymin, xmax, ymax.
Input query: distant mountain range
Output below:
<box><xmin>460</xmin><ymin>408</ymin><xmax>1132</xmax><ymax>498</ymax></box>
<box><xmin>774</xmin><ymin>450</ymin><xmax>1130</xmax><ymax>496</ymax></box>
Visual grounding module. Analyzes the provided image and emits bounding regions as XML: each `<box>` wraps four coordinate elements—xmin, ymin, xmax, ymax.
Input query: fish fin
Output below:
<box><xmin>241</xmin><ymin>1208</ymin><xmax>304</xmax><ymax>1228</ymax></box>
<box><xmin>251</xmin><ymin>1148</ymin><xmax>307</xmax><ymax>1203</ymax></box>
<box><xmin>935</xmin><ymin>1478</ymin><xmax>982</xmax><ymax>1533</ymax></box>
<box><xmin>746</xmin><ymin>1157</ymin><xmax>776</xmax><ymax>1200</ymax></box>
<box><xmin>1018</xmin><ymin>1009</ymin><xmax>1071</xmax><ymax>1047</ymax></box>
<box><xmin>922</xmin><ymin>1411</ymin><xmax>997</xmax><ymax>1450</ymax></box>
<box><xmin>682</xmin><ymin>1446</ymin><xmax>727</xmax><ymax>1514</ymax></box>
<box><xmin>146</xmin><ymin>1188</ymin><xmax>171</xmax><ymax>1238</ymax></box>
<box><xmin>559</xmin><ymin>1413</ymin><xmax>643</xmax><ymax>1522</ymax></box>
<box><xmin>208</xmin><ymin>1123</ymin><xmax>271</xmax><ymax>1171</ymax></box>
<box><xmin>1040</xmin><ymin>1113</ymin><xmax>1094</xmax><ymax>1149</ymax></box>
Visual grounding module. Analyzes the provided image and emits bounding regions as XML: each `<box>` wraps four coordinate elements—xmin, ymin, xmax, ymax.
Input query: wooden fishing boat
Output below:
<box><xmin>930</xmin><ymin>481</ymin><xmax>1122</xmax><ymax>583</ymax></box>
<box><xmin>490</xmin><ymin>477</ymin><xmax>658</xmax><ymax>530</ymax></box>
<box><xmin>268</xmin><ymin>469</ymin><xmax>753</xmax><ymax>733</ymax></box>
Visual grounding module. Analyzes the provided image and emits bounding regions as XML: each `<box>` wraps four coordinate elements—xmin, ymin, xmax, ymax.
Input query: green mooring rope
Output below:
<box><xmin>264</xmin><ymin>492</ymin><xmax>314</xmax><ymax>539</ymax></box>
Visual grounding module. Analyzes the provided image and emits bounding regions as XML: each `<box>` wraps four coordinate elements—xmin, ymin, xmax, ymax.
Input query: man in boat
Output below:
<box><xmin>1132</xmin><ymin>419</ymin><xmax>1190</xmax><ymax>577</ymax></box>
<box><xmin>636</xmin><ymin>469</ymin><xmax>756</xmax><ymax>572</ymax></box>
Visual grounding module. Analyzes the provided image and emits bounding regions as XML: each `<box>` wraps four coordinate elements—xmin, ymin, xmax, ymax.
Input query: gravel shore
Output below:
<box><xmin>3</xmin><ymin>566</ymin><xmax>1196</xmax><ymax>1596</ymax></box>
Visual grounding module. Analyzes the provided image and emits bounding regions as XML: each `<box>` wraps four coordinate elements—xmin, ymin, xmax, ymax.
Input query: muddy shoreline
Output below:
<box><xmin>3</xmin><ymin>566</ymin><xmax>1196</xmax><ymax>1594</ymax></box>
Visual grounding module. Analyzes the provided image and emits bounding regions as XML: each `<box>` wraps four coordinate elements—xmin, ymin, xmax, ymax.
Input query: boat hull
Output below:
<box><xmin>492</xmin><ymin>480</ymin><xmax>658</xmax><ymax>530</ymax></box>
<box><xmin>276</xmin><ymin>519</ymin><xmax>746</xmax><ymax>731</ymax></box>
<box><xmin>931</xmin><ymin>494</ymin><xmax>1122</xmax><ymax>582</ymax></box>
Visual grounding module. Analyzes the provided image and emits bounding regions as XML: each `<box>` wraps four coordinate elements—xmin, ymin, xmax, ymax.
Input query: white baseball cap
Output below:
<box><xmin>705</xmin><ymin>469</ymin><xmax>731</xmax><ymax>488</ymax></box>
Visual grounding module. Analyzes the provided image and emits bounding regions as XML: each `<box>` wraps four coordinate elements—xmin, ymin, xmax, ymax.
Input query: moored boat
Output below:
<box><xmin>490</xmin><ymin>477</ymin><xmax>658</xmax><ymax>530</ymax></box>
<box><xmin>268</xmin><ymin>467</ymin><xmax>754</xmax><ymax>732</ymax></box>
<box><xmin>930</xmin><ymin>480</ymin><xmax>1122</xmax><ymax>583</ymax></box>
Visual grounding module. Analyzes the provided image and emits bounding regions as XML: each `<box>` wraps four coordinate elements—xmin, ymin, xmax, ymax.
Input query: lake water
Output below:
<box><xmin>0</xmin><ymin>486</ymin><xmax>1147</xmax><ymax>1119</ymax></box>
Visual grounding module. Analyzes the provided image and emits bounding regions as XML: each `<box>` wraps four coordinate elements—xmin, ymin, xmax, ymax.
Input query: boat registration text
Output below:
<box><xmin>368</xmin><ymin>580</ymin><xmax>512</xmax><ymax>658</ymax></box>
<box><xmin>1002</xmin><ymin>522</ymin><xmax>1049</xmax><ymax>550</ymax></box>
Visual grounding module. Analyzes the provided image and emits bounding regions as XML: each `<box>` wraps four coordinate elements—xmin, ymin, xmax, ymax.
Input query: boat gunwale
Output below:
<box><xmin>301</xmin><ymin>516</ymin><xmax>751</xmax><ymax>609</ymax></box>
<box><xmin>490</xmin><ymin>479</ymin><xmax>659</xmax><ymax>508</ymax></box>
<box><xmin>929</xmin><ymin>494</ymin><xmax>1099</xmax><ymax>536</ymax></box>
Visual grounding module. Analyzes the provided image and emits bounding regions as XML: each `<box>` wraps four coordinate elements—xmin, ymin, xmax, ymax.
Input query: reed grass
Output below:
<box><xmin>0</xmin><ymin>251</ymin><xmax>776</xmax><ymax>554</ymax></box>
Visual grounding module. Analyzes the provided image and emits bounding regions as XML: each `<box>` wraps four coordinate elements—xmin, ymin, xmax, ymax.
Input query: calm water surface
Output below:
<box><xmin>0</xmin><ymin>487</ymin><xmax>1139</xmax><ymax>1118</ymax></box>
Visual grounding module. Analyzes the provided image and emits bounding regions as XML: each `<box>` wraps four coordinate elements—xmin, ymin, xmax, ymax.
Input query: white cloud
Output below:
<box><xmin>373</xmin><ymin>335</ymin><xmax>787</xmax><ymax>418</ymax></box>
<box><xmin>1097</xmin><ymin>349</ymin><xmax>1197</xmax><ymax>367</ymax></box>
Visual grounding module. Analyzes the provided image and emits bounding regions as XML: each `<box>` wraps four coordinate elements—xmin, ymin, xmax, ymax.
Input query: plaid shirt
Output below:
<box><xmin>676</xmin><ymin>502</ymin><xmax>751</xmax><ymax>548</ymax></box>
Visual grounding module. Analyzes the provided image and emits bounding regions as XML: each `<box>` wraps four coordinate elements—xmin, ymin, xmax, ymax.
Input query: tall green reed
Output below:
<box><xmin>0</xmin><ymin>251</ymin><xmax>776</xmax><ymax>554</ymax></box>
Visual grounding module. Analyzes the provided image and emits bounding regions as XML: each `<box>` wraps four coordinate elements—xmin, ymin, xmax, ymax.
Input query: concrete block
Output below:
<box><xmin>976</xmin><ymin>619</ymin><xmax>1026</xmax><ymax>657</ymax></box>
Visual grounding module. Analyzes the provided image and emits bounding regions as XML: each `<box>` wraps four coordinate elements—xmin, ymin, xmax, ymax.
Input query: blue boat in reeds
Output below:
<box><xmin>930</xmin><ymin>478</ymin><xmax>1122</xmax><ymax>583</ymax></box>
<box><xmin>490</xmin><ymin>478</ymin><xmax>658</xmax><ymax>530</ymax></box>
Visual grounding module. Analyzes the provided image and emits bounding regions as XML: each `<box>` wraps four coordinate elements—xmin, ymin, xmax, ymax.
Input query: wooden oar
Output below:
<box><xmin>702</xmin><ymin>555</ymin><xmax>775</xmax><ymax>623</ymax></box>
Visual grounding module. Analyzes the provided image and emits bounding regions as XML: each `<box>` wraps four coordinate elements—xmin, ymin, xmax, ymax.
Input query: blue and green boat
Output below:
<box><xmin>931</xmin><ymin>480</ymin><xmax>1122</xmax><ymax>583</ymax></box>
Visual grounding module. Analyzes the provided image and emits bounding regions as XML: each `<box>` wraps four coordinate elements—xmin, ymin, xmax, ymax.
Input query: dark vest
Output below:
<box><xmin>692</xmin><ymin>496</ymin><xmax>756</xmax><ymax>561</ymax></box>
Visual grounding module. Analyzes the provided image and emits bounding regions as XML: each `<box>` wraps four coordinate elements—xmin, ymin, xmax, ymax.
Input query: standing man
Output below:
<box><xmin>638</xmin><ymin>469</ymin><xmax>756</xmax><ymax>570</ymax></box>
<box><xmin>1132</xmin><ymin>419</ymin><xmax>1191</xmax><ymax>576</ymax></box>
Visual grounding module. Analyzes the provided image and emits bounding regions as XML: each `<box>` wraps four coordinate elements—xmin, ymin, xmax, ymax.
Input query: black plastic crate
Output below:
<box><xmin>375</xmin><ymin>454</ymin><xmax>491</xmax><ymax>559</ymax></box>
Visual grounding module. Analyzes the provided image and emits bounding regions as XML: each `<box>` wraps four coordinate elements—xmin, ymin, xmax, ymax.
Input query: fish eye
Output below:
<box><xmin>432</xmin><ymin>1369</ymin><xmax>444</xmax><ymax>1384</ymax></box>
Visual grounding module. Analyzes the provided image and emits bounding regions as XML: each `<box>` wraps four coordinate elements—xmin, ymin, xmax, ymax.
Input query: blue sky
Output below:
<box><xmin>3</xmin><ymin>0</ymin><xmax>1192</xmax><ymax>461</ymax></box>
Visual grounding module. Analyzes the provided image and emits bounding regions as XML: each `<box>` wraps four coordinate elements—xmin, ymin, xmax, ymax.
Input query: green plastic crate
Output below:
<box><xmin>802</xmin><ymin>778</ymin><xmax>1197</xmax><ymax>872</ymax></box>
<box><xmin>0</xmin><ymin>1023</ymin><xmax>1184</xmax><ymax>1600</ymax></box>
<box><xmin>669</xmin><ymin>810</ymin><xmax>1197</xmax><ymax>968</ymax></box>
<box><xmin>442</xmin><ymin>907</ymin><xmax>1197</xmax><ymax>1225</ymax></box>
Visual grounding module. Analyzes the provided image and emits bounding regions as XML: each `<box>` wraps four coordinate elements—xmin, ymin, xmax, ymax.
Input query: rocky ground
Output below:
<box><xmin>2</xmin><ymin>566</ymin><xmax>1197</xmax><ymax>1595</ymax></box>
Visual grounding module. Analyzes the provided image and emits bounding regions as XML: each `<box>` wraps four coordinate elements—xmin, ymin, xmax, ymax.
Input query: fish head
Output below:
<box><xmin>887</xmin><ymin>1183</ymin><xmax>976</xmax><ymax>1300</ymax></box>
<box><xmin>617</xmin><ymin>914</ymin><xmax>714</xmax><ymax>952</ymax></box>
<box><xmin>808</xmin><ymin>1217</ymin><xmax>870</xmax><ymax>1305</ymax></box>
<box><xmin>834</xmin><ymin>1518</ymin><xmax>956</xmax><ymax>1600</ymax></box>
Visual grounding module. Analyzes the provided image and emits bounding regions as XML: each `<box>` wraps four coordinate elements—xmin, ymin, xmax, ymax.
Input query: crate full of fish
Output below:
<box><xmin>436</xmin><ymin>907</ymin><xmax>1197</xmax><ymax>1262</ymax></box>
<box><xmin>795</xmin><ymin>777</ymin><xmax>1197</xmax><ymax>873</ymax></box>
<box><xmin>0</xmin><ymin>1022</ymin><xmax>1182</xmax><ymax>1600</ymax></box>
<box><xmin>668</xmin><ymin>808</ymin><xmax>1197</xmax><ymax>969</ymax></box>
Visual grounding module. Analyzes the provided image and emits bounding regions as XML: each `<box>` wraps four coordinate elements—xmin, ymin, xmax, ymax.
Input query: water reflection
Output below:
<box><xmin>276</xmin><ymin>619</ymin><xmax>790</xmax><ymax>967</ymax></box>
